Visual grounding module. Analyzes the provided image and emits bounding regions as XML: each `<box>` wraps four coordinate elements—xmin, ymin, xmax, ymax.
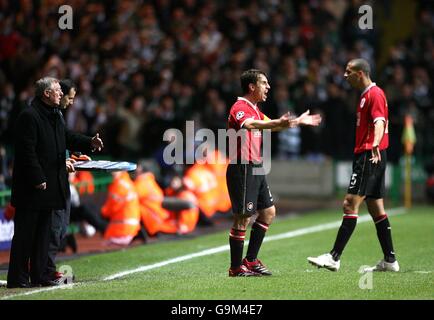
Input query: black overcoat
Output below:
<box><xmin>11</xmin><ymin>97</ymin><xmax>93</xmax><ymax>209</ymax></box>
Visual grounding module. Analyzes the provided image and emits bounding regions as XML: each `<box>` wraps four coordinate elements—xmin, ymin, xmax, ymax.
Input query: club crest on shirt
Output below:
<box><xmin>236</xmin><ymin>111</ymin><xmax>245</xmax><ymax>120</ymax></box>
<box><xmin>360</xmin><ymin>97</ymin><xmax>366</xmax><ymax>109</ymax></box>
<box><xmin>247</xmin><ymin>202</ymin><xmax>254</xmax><ymax>211</ymax></box>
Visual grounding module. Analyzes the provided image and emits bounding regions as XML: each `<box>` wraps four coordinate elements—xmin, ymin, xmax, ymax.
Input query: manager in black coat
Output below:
<box><xmin>7</xmin><ymin>77</ymin><xmax>103</xmax><ymax>288</ymax></box>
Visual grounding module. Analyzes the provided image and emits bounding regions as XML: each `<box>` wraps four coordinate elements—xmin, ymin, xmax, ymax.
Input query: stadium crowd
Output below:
<box><xmin>0</xmin><ymin>0</ymin><xmax>433</xmax><ymax>239</ymax></box>
<box><xmin>1</xmin><ymin>1</ymin><xmax>433</xmax><ymax>163</ymax></box>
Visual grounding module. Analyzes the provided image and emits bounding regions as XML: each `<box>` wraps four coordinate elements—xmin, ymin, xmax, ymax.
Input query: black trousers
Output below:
<box><xmin>7</xmin><ymin>207</ymin><xmax>52</xmax><ymax>286</ymax></box>
<box><xmin>46</xmin><ymin>205</ymin><xmax>69</xmax><ymax>277</ymax></box>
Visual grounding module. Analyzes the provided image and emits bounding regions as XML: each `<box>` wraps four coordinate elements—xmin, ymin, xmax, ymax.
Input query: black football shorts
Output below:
<box><xmin>226</xmin><ymin>163</ymin><xmax>274</xmax><ymax>216</ymax></box>
<box><xmin>347</xmin><ymin>150</ymin><xmax>387</xmax><ymax>199</ymax></box>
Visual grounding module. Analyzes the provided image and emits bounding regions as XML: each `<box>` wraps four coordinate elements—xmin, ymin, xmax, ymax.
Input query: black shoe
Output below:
<box><xmin>6</xmin><ymin>282</ymin><xmax>31</xmax><ymax>289</ymax></box>
<box><xmin>38</xmin><ymin>279</ymin><xmax>64</xmax><ymax>287</ymax></box>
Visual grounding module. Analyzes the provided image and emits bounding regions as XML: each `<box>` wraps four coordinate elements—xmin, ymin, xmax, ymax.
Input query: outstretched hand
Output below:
<box><xmin>279</xmin><ymin>111</ymin><xmax>298</xmax><ymax>128</ymax></box>
<box><xmin>91</xmin><ymin>133</ymin><xmax>104</xmax><ymax>152</ymax></box>
<box><xmin>294</xmin><ymin>109</ymin><xmax>322</xmax><ymax>126</ymax></box>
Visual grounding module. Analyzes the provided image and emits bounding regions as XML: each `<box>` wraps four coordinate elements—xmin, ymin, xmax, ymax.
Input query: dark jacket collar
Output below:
<box><xmin>32</xmin><ymin>97</ymin><xmax>61</xmax><ymax>118</ymax></box>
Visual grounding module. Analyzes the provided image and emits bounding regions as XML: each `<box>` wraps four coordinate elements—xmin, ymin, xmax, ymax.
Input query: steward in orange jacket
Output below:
<box><xmin>134</xmin><ymin>171</ymin><xmax>178</xmax><ymax>236</ymax></box>
<box><xmin>204</xmin><ymin>149</ymin><xmax>231</xmax><ymax>213</ymax></box>
<box><xmin>183</xmin><ymin>163</ymin><xmax>219</xmax><ymax>218</ymax></box>
<box><xmin>71</xmin><ymin>171</ymin><xmax>95</xmax><ymax>195</ymax></box>
<box><xmin>175</xmin><ymin>190</ymin><xmax>199</xmax><ymax>234</ymax></box>
<box><xmin>101</xmin><ymin>171</ymin><xmax>140</xmax><ymax>245</ymax></box>
<box><xmin>165</xmin><ymin>176</ymin><xmax>199</xmax><ymax>234</ymax></box>
<box><xmin>70</xmin><ymin>153</ymin><xmax>95</xmax><ymax>194</ymax></box>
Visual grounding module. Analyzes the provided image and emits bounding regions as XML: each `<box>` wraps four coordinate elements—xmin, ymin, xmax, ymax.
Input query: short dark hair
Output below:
<box><xmin>349</xmin><ymin>59</ymin><xmax>371</xmax><ymax>77</ymax></box>
<box><xmin>240</xmin><ymin>69</ymin><xmax>267</xmax><ymax>94</ymax></box>
<box><xmin>59</xmin><ymin>79</ymin><xmax>76</xmax><ymax>95</ymax></box>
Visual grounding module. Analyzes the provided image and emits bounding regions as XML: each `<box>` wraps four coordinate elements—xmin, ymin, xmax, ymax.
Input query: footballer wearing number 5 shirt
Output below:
<box><xmin>308</xmin><ymin>59</ymin><xmax>400</xmax><ymax>273</ymax></box>
<box><xmin>226</xmin><ymin>69</ymin><xmax>322</xmax><ymax>277</ymax></box>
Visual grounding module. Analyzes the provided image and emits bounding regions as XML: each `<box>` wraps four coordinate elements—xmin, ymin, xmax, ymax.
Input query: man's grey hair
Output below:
<box><xmin>349</xmin><ymin>58</ymin><xmax>371</xmax><ymax>77</ymax></box>
<box><xmin>35</xmin><ymin>77</ymin><xmax>59</xmax><ymax>98</ymax></box>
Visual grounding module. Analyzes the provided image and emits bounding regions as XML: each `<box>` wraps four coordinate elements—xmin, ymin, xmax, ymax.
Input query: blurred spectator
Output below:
<box><xmin>296</xmin><ymin>81</ymin><xmax>325</xmax><ymax>161</ymax></box>
<box><xmin>201</xmin><ymin>89</ymin><xmax>228</xmax><ymax>135</ymax></box>
<box><xmin>0</xmin><ymin>0</ymin><xmax>432</xmax><ymax>167</ymax></box>
<box><xmin>321</xmin><ymin>82</ymin><xmax>354</xmax><ymax>159</ymax></box>
<box><xmin>118</xmin><ymin>95</ymin><xmax>146</xmax><ymax>160</ymax></box>
<box><xmin>273</xmin><ymin>83</ymin><xmax>301</xmax><ymax>159</ymax></box>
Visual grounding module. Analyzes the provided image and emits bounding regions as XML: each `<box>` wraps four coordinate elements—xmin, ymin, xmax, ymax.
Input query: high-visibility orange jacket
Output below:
<box><xmin>71</xmin><ymin>171</ymin><xmax>95</xmax><ymax>195</ymax></box>
<box><xmin>183</xmin><ymin>163</ymin><xmax>219</xmax><ymax>218</ymax></box>
<box><xmin>101</xmin><ymin>172</ymin><xmax>140</xmax><ymax>242</ymax></box>
<box><xmin>205</xmin><ymin>149</ymin><xmax>231</xmax><ymax>213</ymax></box>
<box><xmin>176</xmin><ymin>190</ymin><xmax>199</xmax><ymax>234</ymax></box>
<box><xmin>134</xmin><ymin>172</ymin><xmax>178</xmax><ymax>236</ymax></box>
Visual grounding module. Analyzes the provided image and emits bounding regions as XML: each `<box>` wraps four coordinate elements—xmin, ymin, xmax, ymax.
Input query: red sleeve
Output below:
<box><xmin>230</xmin><ymin>103</ymin><xmax>257</xmax><ymax>129</ymax></box>
<box><xmin>370</xmin><ymin>90</ymin><xmax>387</xmax><ymax>123</ymax></box>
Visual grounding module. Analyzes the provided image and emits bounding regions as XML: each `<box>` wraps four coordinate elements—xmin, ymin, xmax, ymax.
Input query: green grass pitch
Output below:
<box><xmin>1</xmin><ymin>206</ymin><xmax>433</xmax><ymax>300</ymax></box>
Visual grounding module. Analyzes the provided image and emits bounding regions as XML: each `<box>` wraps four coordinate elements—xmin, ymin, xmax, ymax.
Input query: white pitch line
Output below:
<box><xmin>3</xmin><ymin>284</ymin><xmax>75</xmax><ymax>298</ymax></box>
<box><xmin>103</xmin><ymin>245</ymin><xmax>230</xmax><ymax>281</ymax></box>
<box><xmin>1</xmin><ymin>207</ymin><xmax>406</xmax><ymax>299</ymax></box>
<box><xmin>105</xmin><ymin>207</ymin><xmax>406</xmax><ymax>281</ymax></box>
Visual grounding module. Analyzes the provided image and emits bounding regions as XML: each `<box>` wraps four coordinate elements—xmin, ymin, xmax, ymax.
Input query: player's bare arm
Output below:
<box><xmin>243</xmin><ymin>110</ymin><xmax>321</xmax><ymax>132</ymax></box>
<box><xmin>370</xmin><ymin>120</ymin><xmax>385</xmax><ymax>164</ymax></box>
<box><xmin>242</xmin><ymin>114</ymin><xmax>290</xmax><ymax>131</ymax></box>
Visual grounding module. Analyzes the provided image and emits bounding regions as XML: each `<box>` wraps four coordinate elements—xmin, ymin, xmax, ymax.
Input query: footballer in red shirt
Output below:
<box><xmin>308</xmin><ymin>59</ymin><xmax>399</xmax><ymax>273</ymax></box>
<box><xmin>354</xmin><ymin>83</ymin><xmax>389</xmax><ymax>154</ymax></box>
<box><xmin>226</xmin><ymin>69</ymin><xmax>322</xmax><ymax>277</ymax></box>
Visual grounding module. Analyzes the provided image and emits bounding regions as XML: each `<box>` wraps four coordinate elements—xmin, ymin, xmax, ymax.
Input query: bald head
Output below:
<box><xmin>348</xmin><ymin>58</ymin><xmax>371</xmax><ymax>78</ymax></box>
<box><xmin>344</xmin><ymin>58</ymin><xmax>374</xmax><ymax>90</ymax></box>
